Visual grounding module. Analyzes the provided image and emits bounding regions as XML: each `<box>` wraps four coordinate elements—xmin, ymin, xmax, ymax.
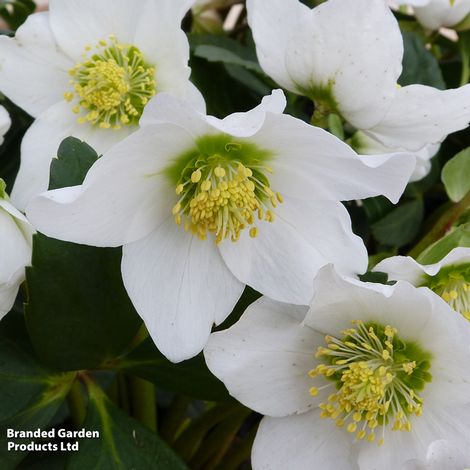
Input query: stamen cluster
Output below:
<box><xmin>172</xmin><ymin>157</ymin><xmax>281</xmax><ymax>244</ymax></box>
<box><xmin>425</xmin><ymin>265</ymin><xmax>470</xmax><ymax>321</ymax></box>
<box><xmin>65</xmin><ymin>36</ymin><xmax>156</xmax><ymax>129</ymax></box>
<box><xmin>309</xmin><ymin>321</ymin><xmax>431</xmax><ymax>446</ymax></box>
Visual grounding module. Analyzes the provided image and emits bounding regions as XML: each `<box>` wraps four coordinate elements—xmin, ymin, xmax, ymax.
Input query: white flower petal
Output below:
<box><xmin>252</xmin><ymin>413</ymin><xmax>357</xmax><ymax>470</ymax></box>
<box><xmin>0</xmin><ymin>12</ymin><xmax>72</xmax><ymax>117</ymax></box>
<box><xmin>365</xmin><ymin>84</ymin><xmax>470</xmax><ymax>151</ymax></box>
<box><xmin>403</xmin><ymin>438</ymin><xmax>470</xmax><ymax>470</ymax></box>
<box><xmin>0</xmin><ymin>106</ymin><xmax>11</xmax><ymax>145</ymax></box>
<box><xmin>0</xmin><ymin>204</ymin><xmax>31</xmax><ymax>284</ymax></box>
<box><xmin>205</xmin><ymin>297</ymin><xmax>321</xmax><ymax>417</ymax></box>
<box><xmin>26</xmin><ymin>122</ymin><xmax>194</xmax><ymax>247</ymax></box>
<box><xmin>140</xmin><ymin>92</ymin><xmax>209</xmax><ymax>136</ymax></box>
<box><xmin>251</xmin><ymin>113</ymin><xmax>414</xmax><ymax>204</ymax></box>
<box><xmin>352</xmin><ymin>131</ymin><xmax>439</xmax><ymax>183</ymax></box>
<box><xmin>283</xmin><ymin>0</ymin><xmax>403</xmax><ymax>129</ymax></box>
<box><xmin>304</xmin><ymin>266</ymin><xmax>432</xmax><ymax>343</ymax></box>
<box><xmin>11</xmin><ymin>101</ymin><xmax>135</xmax><ymax>211</ymax></box>
<box><xmin>122</xmin><ymin>218</ymin><xmax>244</xmax><ymax>362</ymax></box>
<box><xmin>390</xmin><ymin>0</ymin><xmax>431</xmax><ymax>5</ymax></box>
<box><xmin>0</xmin><ymin>267</ymin><xmax>26</xmax><ymax>321</ymax></box>
<box><xmin>49</xmin><ymin>0</ymin><xmax>194</xmax><ymax>60</ymax></box>
<box><xmin>375</xmin><ymin>247</ymin><xmax>470</xmax><ymax>284</ymax></box>
<box><xmin>132</xmin><ymin>0</ymin><xmax>203</xmax><ymax>109</ymax></box>
<box><xmin>205</xmin><ymin>89</ymin><xmax>286</xmax><ymax>138</ymax></box>
<box><xmin>415</xmin><ymin>0</ymin><xmax>470</xmax><ymax>30</ymax></box>
<box><xmin>359</xmin><ymin>407</ymin><xmax>470</xmax><ymax>469</ymax></box>
<box><xmin>219</xmin><ymin>197</ymin><xmax>367</xmax><ymax>305</ymax></box>
<box><xmin>246</xmin><ymin>0</ymin><xmax>309</xmax><ymax>91</ymax></box>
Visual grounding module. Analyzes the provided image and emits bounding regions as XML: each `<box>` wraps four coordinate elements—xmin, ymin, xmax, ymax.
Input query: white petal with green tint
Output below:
<box><xmin>248</xmin><ymin>0</ymin><xmax>403</xmax><ymax>129</ymax></box>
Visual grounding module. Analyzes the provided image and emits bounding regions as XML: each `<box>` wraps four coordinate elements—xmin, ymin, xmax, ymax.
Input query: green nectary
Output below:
<box><xmin>164</xmin><ymin>134</ymin><xmax>280</xmax><ymax>244</ymax></box>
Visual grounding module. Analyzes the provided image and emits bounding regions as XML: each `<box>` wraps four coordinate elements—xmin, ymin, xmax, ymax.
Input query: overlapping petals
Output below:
<box><xmin>27</xmin><ymin>91</ymin><xmax>414</xmax><ymax>361</ymax></box>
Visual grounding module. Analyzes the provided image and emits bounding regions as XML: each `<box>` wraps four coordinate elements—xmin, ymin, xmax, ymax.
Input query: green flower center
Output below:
<box><xmin>165</xmin><ymin>134</ymin><xmax>280</xmax><ymax>244</ymax></box>
<box><xmin>421</xmin><ymin>263</ymin><xmax>470</xmax><ymax>321</ymax></box>
<box><xmin>309</xmin><ymin>320</ymin><xmax>432</xmax><ymax>445</ymax></box>
<box><xmin>65</xmin><ymin>35</ymin><xmax>156</xmax><ymax>129</ymax></box>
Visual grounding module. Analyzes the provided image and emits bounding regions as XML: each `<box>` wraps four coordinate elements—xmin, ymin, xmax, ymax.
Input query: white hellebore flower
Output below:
<box><xmin>0</xmin><ymin>106</ymin><xmax>11</xmax><ymax>145</ymax></box>
<box><xmin>0</xmin><ymin>0</ymin><xmax>203</xmax><ymax>211</ymax></box>
<box><xmin>0</xmin><ymin>180</ymin><xmax>33</xmax><ymax>319</ymax></box>
<box><xmin>204</xmin><ymin>266</ymin><xmax>470</xmax><ymax>469</ymax></box>
<box><xmin>392</xmin><ymin>0</ymin><xmax>470</xmax><ymax>30</ymax></box>
<box><xmin>247</xmin><ymin>0</ymin><xmax>470</xmax><ymax>152</ymax></box>
<box><xmin>375</xmin><ymin>247</ymin><xmax>470</xmax><ymax>321</ymax></box>
<box><xmin>26</xmin><ymin>91</ymin><xmax>414</xmax><ymax>362</ymax></box>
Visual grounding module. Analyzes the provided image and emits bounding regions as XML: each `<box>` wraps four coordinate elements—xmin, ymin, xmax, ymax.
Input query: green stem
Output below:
<box><xmin>408</xmin><ymin>190</ymin><xmax>470</xmax><ymax>259</ymax></box>
<box><xmin>160</xmin><ymin>395</ymin><xmax>190</xmax><ymax>443</ymax></box>
<box><xmin>173</xmin><ymin>403</ymin><xmax>239</xmax><ymax>462</ymax></box>
<box><xmin>66</xmin><ymin>377</ymin><xmax>87</xmax><ymax>428</ymax></box>
<box><xmin>128</xmin><ymin>375</ymin><xmax>157</xmax><ymax>432</ymax></box>
<box><xmin>460</xmin><ymin>41</ymin><xmax>470</xmax><ymax>86</ymax></box>
<box><xmin>192</xmin><ymin>408</ymin><xmax>251</xmax><ymax>470</ymax></box>
<box><xmin>214</xmin><ymin>423</ymin><xmax>259</xmax><ymax>470</ymax></box>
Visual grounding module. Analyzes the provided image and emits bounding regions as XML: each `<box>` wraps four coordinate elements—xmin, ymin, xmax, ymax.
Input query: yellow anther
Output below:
<box><xmin>214</xmin><ymin>166</ymin><xmax>226</xmax><ymax>178</ymax></box>
<box><xmin>353</xmin><ymin>412</ymin><xmax>362</xmax><ymax>422</ymax></box>
<box><xmin>172</xmin><ymin>203</ymin><xmax>181</xmax><ymax>215</ymax></box>
<box><xmin>200</xmin><ymin>180</ymin><xmax>212</xmax><ymax>191</ymax></box>
<box><xmin>347</xmin><ymin>423</ymin><xmax>357</xmax><ymax>433</ymax></box>
<box><xmin>382</xmin><ymin>350</ymin><xmax>390</xmax><ymax>360</ymax></box>
<box><xmin>176</xmin><ymin>184</ymin><xmax>184</xmax><ymax>195</ymax></box>
<box><xmin>191</xmin><ymin>170</ymin><xmax>202</xmax><ymax>183</ymax></box>
<box><xmin>309</xmin><ymin>387</ymin><xmax>319</xmax><ymax>397</ymax></box>
<box><xmin>357</xmin><ymin>430</ymin><xmax>366</xmax><ymax>440</ymax></box>
<box><xmin>249</xmin><ymin>227</ymin><xmax>258</xmax><ymax>238</ymax></box>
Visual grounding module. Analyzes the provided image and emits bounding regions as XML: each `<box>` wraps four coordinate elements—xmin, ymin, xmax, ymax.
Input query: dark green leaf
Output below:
<box><xmin>189</xmin><ymin>34</ymin><xmax>261</xmax><ymax>73</ymax></box>
<box><xmin>418</xmin><ymin>223</ymin><xmax>470</xmax><ymax>264</ymax></box>
<box><xmin>66</xmin><ymin>379</ymin><xmax>187</xmax><ymax>470</ymax></box>
<box><xmin>48</xmin><ymin>137</ymin><xmax>99</xmax><ymax>191</ymax></box>
<box><xmin>26</xmin><ymin>138</ymin><xmax>142</xmax><ymax>371</ymax></box>
<box><xmin>25</xmin><ymin>234</ymin><xmax>142</xmax><ymax>371</ymax></box>
<box><xmin>372</xmin><ymin>199</ymin><xmax>424</xmax><ymax>247</ymax></box>
<box><xmin>0</xmin><ymin>312</ymin><xmax>75</xmax><ymax>469</ymax></box>
<box><xmin>115</xmin><ymin>339</ymin><xmax>231</xmax><ymax>402</ymax></box>
<box><xmin>399</xmin><ymin>31</ymin><xmax>446</xmax><ymax>89</ymax></box>
<box><xmin>0</xmin><ymin>0</ymin><xmax>35</xmax><ymax>29</ymax></box>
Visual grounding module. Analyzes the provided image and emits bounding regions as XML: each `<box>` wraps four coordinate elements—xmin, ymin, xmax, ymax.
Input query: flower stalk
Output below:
<box><xmin>408</xmin><ymin>189</ymin><xmax>470</xmax><ymax>258</ymax></box>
